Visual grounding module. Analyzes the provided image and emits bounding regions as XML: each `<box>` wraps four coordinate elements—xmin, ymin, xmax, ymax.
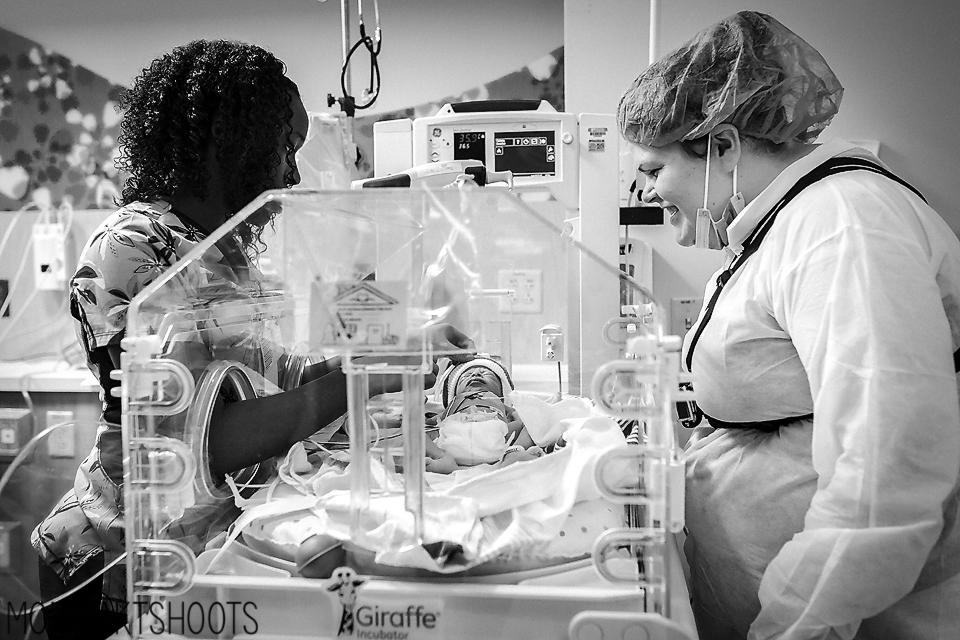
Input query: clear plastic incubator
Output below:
<box><xmin>119</xmin><ymin>185</ymin><xmax>694</xmax><ymax>639</ymax></box>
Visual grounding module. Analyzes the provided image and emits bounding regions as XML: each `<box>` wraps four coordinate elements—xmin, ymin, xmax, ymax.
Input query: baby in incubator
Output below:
<box><xmin>424</xmin><ymin>356</ymin><xmax>544</xmax><ymax>473</ymax></box>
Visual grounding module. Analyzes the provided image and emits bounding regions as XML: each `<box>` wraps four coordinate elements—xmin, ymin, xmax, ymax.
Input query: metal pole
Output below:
<box><xmin>341</xmin><ymin>0</ymin><xmax>352</xmax><ymax>96</ymax></box>
<box><xmin>649</xmin><ymin>0</ymin><xmax>660</xmax><ymax>65</ymax></box>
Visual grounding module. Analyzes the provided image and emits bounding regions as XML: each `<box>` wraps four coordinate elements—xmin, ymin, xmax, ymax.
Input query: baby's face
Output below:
<box><xmin>457</xmin><ymin>367</ymin><xmax>504</xmax><ymax>396</ymax></box>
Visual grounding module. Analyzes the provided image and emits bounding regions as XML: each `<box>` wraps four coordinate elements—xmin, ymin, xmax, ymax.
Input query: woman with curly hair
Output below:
<box><xmin>31</xmin><ymin>39</ymin><xmax>471</xmax><ymax>639</ymax></box>
<box><xmin>28</xmin><ymin>39</ymin><xmax>311</xmax><ymax>640</ymax></box>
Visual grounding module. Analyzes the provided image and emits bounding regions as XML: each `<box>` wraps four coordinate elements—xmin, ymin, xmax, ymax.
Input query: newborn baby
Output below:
<box><xmin>424</xmin><ymin>356</ymin><xmax>541</xmax><ymax>473</ymax></box>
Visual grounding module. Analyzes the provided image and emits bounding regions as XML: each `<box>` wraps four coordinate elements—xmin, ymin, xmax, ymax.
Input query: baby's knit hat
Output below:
<box><xmin>437</xmin><ymin>356</ymin><xmax>514</xmax><ymax>406</ymax></box>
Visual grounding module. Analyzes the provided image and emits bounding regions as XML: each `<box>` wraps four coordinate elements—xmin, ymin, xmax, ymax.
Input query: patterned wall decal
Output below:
<box><xmin>0</xmin><ymin>26</ymin><xmax>561</xmax><ymax>206</ymax></box>
<box><xmin>352</xmin><ymin>46</ymin><xmax>564</xmax><ymax>177</ymax></box>
<box><xmin>0</xmin><ymin>26</ymin><xmax>126</xmax><ymax>210</ymax></box>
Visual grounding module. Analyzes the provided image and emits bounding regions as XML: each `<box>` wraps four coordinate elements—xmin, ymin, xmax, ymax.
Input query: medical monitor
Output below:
<box><xmin>450</xmin><ymin>129</ymin><xmax>557</xmax><ymax>177</ymax></box>
<box><xmin>403</xmin><ymin>100</ymin><xmax>579</xmax><ymax>207</ymax></box>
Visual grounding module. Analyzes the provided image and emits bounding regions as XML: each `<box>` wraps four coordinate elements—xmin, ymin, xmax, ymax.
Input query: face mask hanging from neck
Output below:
<box><xmin>694</xmin><ymin>135</ymin><xmax>745</xmax><ymax>250</ymax></box>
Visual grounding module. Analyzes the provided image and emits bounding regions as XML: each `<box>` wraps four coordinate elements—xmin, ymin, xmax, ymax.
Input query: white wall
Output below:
<box><xmin>1</xmin><ymin>0</ymin><xmax>564</xmax><ymax>116</ymax></box>
<box><xmin>566</xmin><ymin>0</ymin><xmax>724</xmax><ymax>314</ymax></box>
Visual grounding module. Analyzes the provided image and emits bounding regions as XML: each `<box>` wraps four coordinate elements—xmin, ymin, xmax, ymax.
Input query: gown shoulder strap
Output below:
<box><xmin>678</xmin><ymin>156</ymin><xmax>946</xmax><ymax>430</ymax></box>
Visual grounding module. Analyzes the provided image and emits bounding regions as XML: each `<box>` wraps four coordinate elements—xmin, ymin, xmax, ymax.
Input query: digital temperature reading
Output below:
<box><xmin>453</xmin><ymin>131</ymin><xmax>486</xmax><ymax>162</ymax></box>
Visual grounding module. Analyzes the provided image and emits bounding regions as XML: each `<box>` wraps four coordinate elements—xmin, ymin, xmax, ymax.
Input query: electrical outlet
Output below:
<box><xmin>671</xmin><ymin>297</ymin><xmax>703</xmax><ymax>338</ymax></box>
<box><xmin>46</xmin><ymin>410</ymin><xmax>75</xmax><ymax>458</ymax></box>
<box><xmin>0</xmin><ymin>278</ymin><xmax>9</xmax><ymax>317</ymax></box>
<box><xmin>540</xmin><ymin>324</ymin><xmax>564</xmax><ymax>362</ymax></box>
<box><xmin>32</xmin><ymin>221</ymin><xmax>67</xmax><ymax>290</ymax></box>
<box><xmin>497</xmin><ymin>269</ymin><xmax>542</xmax><ymax>313</ymax></box>
<box><xmin>0</xmin><ymin>408</ymin><xmax>31</xmax><ymax>458</ymax></box>
<box><xmin>0</xmin><ymin>521</ymin><xmax>21</xmax><ymax>573</ymax></box>
<box><xmin>541</xmin><ymin>332</ymin><xmax>564</xmax><ymax>361</ymax></box>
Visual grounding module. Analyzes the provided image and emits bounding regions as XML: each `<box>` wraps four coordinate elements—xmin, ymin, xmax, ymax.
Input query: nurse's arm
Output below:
<box><xmin>209</xmin><ymin>368</ymin><xmax>351</xmax><ymax>477</ymax></box>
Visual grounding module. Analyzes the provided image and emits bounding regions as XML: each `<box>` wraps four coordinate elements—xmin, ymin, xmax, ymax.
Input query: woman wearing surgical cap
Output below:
<box><xmin>618</xmin><ymin>10</ymin><xmax>960</xmax><ymax>640</ymax></box>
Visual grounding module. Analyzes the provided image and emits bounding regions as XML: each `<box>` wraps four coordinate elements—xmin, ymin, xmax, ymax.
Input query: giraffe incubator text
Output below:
<box><xmin>355</xmin><ymin>604</ymin><xmax>441</xmax><ymax>638</ymax></box>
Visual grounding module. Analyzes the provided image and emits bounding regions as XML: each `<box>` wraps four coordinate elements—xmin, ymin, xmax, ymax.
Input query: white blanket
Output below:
<box><xmin>214</xmin><ymin>413</ymin><xmax>627</xmax><ymax>574</ymax></box>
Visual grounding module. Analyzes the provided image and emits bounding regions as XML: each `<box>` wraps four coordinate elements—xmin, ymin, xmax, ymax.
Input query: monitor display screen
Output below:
<box><xmin>453</xmin><ymin>131</ymin><xmax>486</xmax><ymax>162</ymax></box>
<box><xmin>493</xmin><ymin>130</ymin><xmax>556</xmax><ymax>176</ymax></box>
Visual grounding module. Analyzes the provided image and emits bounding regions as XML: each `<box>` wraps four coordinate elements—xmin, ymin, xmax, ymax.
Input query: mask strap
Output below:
<box><xmin>702</xmin><ymin>137</ymin><xmax>712</xmax><ymax>210</ymax></box>
<box><xmin>695</xmin><ymin>136</ymin><xmax>713</xmax><ymax>248</ymax></box>
<box><xmin>707</xmin><ymin>161</ymin><xmax>738</xmax><ymax>248</ymax></box>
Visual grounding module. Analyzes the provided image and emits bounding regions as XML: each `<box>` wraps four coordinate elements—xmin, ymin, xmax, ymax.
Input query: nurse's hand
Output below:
<box><xmin>360</xmin><ymin>323</ymin><xmax>476</xmax><ymax>393</ymax></box>
<box><xmin>422</xmin><ymin>323</ymin><xmax>476</xmax><ymax>362</ymax></box>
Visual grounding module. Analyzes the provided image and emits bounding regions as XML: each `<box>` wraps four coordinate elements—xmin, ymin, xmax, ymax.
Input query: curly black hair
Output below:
<box><xmin>115</xmin><ymin>40</ymin><xmax>299</xmax><ymax>256</ymax></box>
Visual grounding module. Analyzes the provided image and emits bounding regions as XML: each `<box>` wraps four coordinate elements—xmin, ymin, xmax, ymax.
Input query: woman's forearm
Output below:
<box><xmin>208</xmin><ymin>365</ymin><xmax>405</xmax><ymax>476</ymax></box>
<box><xmin>209</xmin><ymin>368</ymin><xmax>348</xmax><ymax>476</ymax></box>
<box><xmin>208</xmin><ymin>347</ymin><xmax>439</xmax><ymax>477</ymax></box>
<box><xmin>301</xmin><ymin>356</ymin><xmax>342</xmax><ymax>384</ymax></box>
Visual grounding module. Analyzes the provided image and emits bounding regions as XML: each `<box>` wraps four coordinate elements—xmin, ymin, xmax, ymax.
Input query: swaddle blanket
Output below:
<box><xmin>222</xmin><ymin>414</ymin><xmax>628</xmax><ymax>575</ymax></box>
<box><xmin>435</xmin><ymin>409</ymin><xmax>510</xmax><ymax>464</ymax></box>
<box><xmin>508</xmin><ymin>391</ymin><xmax>594</xmax><ymax>447</ymax></box>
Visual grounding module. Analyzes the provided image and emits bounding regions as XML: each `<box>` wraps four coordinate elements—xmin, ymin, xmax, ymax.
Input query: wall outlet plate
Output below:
<box><xmin>671</xmin><ymin>297</ymin><xmax>703</xmax><ymax>339</ymax></box>
<box><xmin>46</xmin><ymin>410</ymin><xmax>75</xmax><ymax>458</ymax></box>
<box><xmin>0</xmin><ymin>521</ymin><xmax>23</xmax><ymax>573</ymax></box>
<box><xmin>540</xmin><ymin>332</ymin><xmax>563</xmax><ymax>361</ymax></box>
<box><xmin>497</xmin><ymin>269</ymin><xmax>542</xmax><ymax>313</ymax></box>
<box><xmin>0</xmin><ymin>408</ymin><xmax>32</xmax><ymax>459</ymax></box>
<box><xmin>32</xmin><ymin>221</ymin><xmax>67</xmax><ymax>291</ymax></box>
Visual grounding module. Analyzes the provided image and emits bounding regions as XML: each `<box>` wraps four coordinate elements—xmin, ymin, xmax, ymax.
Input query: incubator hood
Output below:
<box><xmin>112</xmin><ymin>186</ymin><xmax>695</xmax><ymax>639</ymax></box>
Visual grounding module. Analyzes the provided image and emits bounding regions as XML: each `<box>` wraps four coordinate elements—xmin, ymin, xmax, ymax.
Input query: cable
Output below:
<box><xmin>338</xmin><ymin>31</ymin><xmax>381</xmax><ymax>111</ymax></box>
<box><xmin>0</xmin><ymin>421</ymin><xmax>73</xmax><ymax>507</ymax></box>
<box><xmin>0</xmin><ymin>198</ymin><xmax>77</xmax><ymax>356</ymax></box>
<box><xmin>0</xmin><ymin>419</ymin><xmax>129</xmax><ymax>621</ymax></box>
<box><xmin>19</xmin><ymin>375</ymin><xmax>36</xmax><ymax>419</ymax></box>
<box><xmin>0</xmin><ymin>203</ymin><xmax>36</xmax><ymax>263</ymax></box>
<box><xmin>33</xmin><ymin>553</ymin><xmax>127</xmax><ymax>610</ymax></box>
<box><xmin>56</xmin><ymin>197</ymin><xmax>75</xmax><ymax>240</ymax></box>
<box><xmin>0</xmin><ymin>352</ymin><xmax>65</xmax><ymax>363</ymax></box>
<box><xmin>0</xmin><ymin>295</ymin><xmax>68</xmax><ymax>345</ymax></box>
<box><xmin>331</xmin><ymin>0</ymin><xmax>382</xmax><ymax>114</ymax></box>
<box><xmin>0</xmin><ymin>217</ymin><xmax>37</xmax><ymax>321</ymax></box>
<box><xmin>0</xmin><ymin>198</ymin><xmax>74</xmax><ymax>342</ymax></box>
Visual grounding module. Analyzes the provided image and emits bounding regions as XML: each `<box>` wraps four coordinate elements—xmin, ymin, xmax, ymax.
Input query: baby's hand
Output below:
<box><xmin>499</xmin><ymin>445</ymin><xmax>544</xmax><ymax>467</ymax></box>
<box><xmin>425</xmin><ymin>452</ymin><xmax>460</xmax><ymax>474</ymax></box>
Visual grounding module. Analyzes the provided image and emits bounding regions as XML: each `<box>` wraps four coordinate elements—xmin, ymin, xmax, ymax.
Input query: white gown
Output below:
<box><xmin>683</xmin><ymin>140</ymin><xmax>960</xmax><ymax>640</ymax></box>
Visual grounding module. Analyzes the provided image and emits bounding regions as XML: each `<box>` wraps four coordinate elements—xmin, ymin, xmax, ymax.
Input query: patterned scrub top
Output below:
<box><xmin>31</xmin><ymin>200</ymin><xmax>269</xmax><ymax>612</ymax></box>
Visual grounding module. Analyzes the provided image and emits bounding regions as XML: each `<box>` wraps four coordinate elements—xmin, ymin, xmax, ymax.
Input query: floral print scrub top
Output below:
<box><xmin>31</xmin><ymin>200</ymin><xmax>267</xmax><ymax>612</ymax></box>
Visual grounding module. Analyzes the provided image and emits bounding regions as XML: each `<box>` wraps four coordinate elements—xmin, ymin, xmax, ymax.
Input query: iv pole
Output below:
<box><xmin>340</xmin><ymin>0</ymin><xmax>352</xmax><ymax>97</ymax></box>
